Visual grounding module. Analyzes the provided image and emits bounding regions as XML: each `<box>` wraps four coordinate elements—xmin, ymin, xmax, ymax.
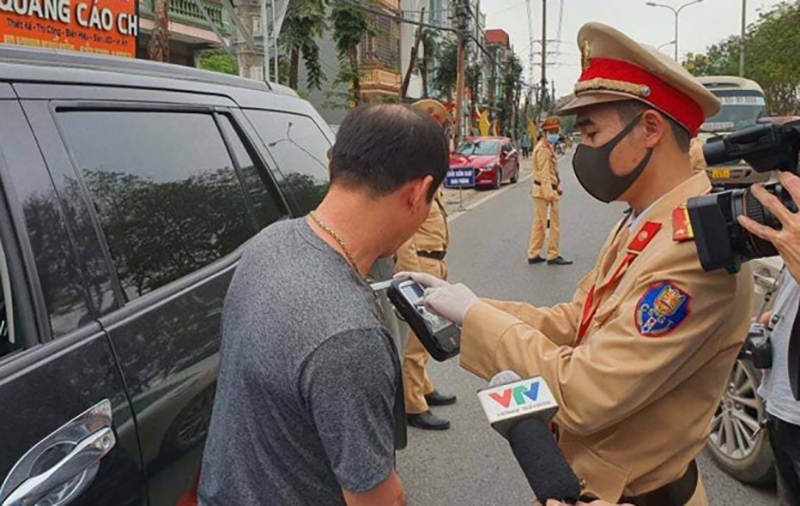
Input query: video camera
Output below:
<box><xmin>687</xmin><ymin>120</ymin><xmax>800</xmax><ymax>273</ymax></box>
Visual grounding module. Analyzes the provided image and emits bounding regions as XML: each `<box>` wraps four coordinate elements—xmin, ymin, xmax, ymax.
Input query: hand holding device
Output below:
<box><xmin>384</xmin><ymin>276</ymin><xmax>461</xmax><ymax>361</ymax></box>
<box><xmin>397</xmin><ymin>272</ymin><xmax>479</xmax><ymax>325</ymax></box>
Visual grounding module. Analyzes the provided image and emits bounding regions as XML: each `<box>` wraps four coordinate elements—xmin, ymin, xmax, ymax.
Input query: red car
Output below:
<box><xmin>449</xmin><ymin>137</ymin><xmax>520</xmax><ymax>189</ymax></box>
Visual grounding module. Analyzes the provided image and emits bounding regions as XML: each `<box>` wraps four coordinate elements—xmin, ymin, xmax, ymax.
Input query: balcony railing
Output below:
<box><xmin>139</xmin><ymin>0</ymin><xmax>233</xmax><ymax>34</ymax></box>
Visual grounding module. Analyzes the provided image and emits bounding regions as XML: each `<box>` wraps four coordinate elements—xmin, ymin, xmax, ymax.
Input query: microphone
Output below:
<box><xmin>478</xmin><ymin>371</ymin><xmax>581</xmax><ymax>504</ymax></box>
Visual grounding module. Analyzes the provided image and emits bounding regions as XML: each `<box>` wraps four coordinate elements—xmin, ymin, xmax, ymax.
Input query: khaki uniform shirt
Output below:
<box><xmin>532</xmin><ymin>139</ymin><xmax>559</xmax><ymax>201</ymax></box>
<box><xmin>689</xmin><ymin>138</ymin><xmax>707</xmax><ymax>173</ymax></box>
<box><xmin>395</xmin><ymin>190</ymin><xmax>449</xmax><ymax>274</ymax></box>
<box><xmin>460</xmin><ymin>172</ymin><xmax>753</xmax><ymax>501</ymax></box>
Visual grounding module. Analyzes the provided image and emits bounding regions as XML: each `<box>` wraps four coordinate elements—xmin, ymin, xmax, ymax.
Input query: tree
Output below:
<box><xmin>197</xmin><ymin>51</ymin><xmax>239</xmax><ymax>75</ymax></box>
<box><xmin>683</xmin><ymin>1</ymin><xmax>800</xmax><ymax>115</ymax></box>
<box><xmin>431</xmin><ymin>37</ymin><xmax>458</xmax><ymax>102</ymax></box>
<box><xmin>280</xmin><ymin>0</ymin><xmax>327</xmax><ymax>91</ymax></box>
<box><xmin>148</xmin><ymin>0</ymin><xmax>170</xmax><ymax>62</ymax></box>
<box><xmin>330</xmin><ymin>2</ymin><xmax>373</xmax><ymax>106</ymax></box>
<box><xmin>497</xmin><ymin>54</ymin><xmax>523</xmax><ymax>135</ymax></box>
<box><xmin>418</xmin><ymin>29</ymin><xmax>437</xmax><ymax>99</ymax></box>
<box><xmin>466</xmin><ymin>62</ymin><xmax>482</xmax><ymax>119</ymax></box>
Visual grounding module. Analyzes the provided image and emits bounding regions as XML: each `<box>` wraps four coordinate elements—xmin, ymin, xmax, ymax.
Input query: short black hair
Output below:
<box><xmin>612</xmin><ymin>100</ymin><xmax>691</xmax><ymax>153</ymax></box>
<box><xmin>329</xmin><ymin>105</ymin><xmax>449</xmax><ymax>201</ymax></box>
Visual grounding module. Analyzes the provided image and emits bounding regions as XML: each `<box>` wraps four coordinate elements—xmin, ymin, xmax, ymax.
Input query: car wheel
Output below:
<box><xmin>707</xmin><ymin>359</ymin><xmax>775</xmax><ymax>485</ymax></box>
<box><xmin>160</xmin><ymin>385</ymin><xmax>217</xmax><ymax>459</ymax></box>
<box><xmin>493</xmin><ymin>169</ymin><xmax>502</xmax><ymax>190</ymax></box>
<box><xmin>510</xmin><ymin>164</ymin><xmax>520</xmax><ymax>184</ymax></box>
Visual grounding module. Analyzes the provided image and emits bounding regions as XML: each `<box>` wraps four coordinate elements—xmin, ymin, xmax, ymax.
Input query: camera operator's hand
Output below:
<box><xmin>739</xmin><ymin>172</ymin><xmax>800</xmax><ymax>282</ymax></box>
<box><xmin>398</xmin><ymin>272</ymin><xmax>478</xmax><ymax>325</ymax></box>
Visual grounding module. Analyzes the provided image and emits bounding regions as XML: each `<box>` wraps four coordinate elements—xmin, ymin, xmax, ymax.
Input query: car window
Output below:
<box><xmin>58</xmin><ymin>110</ymin><xmax>257</xmax><ymax>302</ymax></box>
<box><xmin>244</xmin><ymin>110</ymin><xmax>330</xmax><ymax>214</ymax></box>
<box><xmin>457</xmin><ymin>140</ymin><xmax>500</xmax><ymax>156</ymax></box>
<box><xmin>0</xmin><ymin>239</ymin><xmax>17</xmax><ymax>359</ymax></box>
<box><xmin>218</xmin><ymin>115</ymin><xmax>288</xmax><ymax>230</ymax></box>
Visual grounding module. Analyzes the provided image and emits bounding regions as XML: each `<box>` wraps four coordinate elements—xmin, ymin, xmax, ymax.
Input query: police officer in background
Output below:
<box><xmin>394</xmin><ymin>187</ymin><xmax>456</xmax><ymax>430</ymax></box>
<box><xmin>407</xmin><ymin>23</ymin><xmax>753</xmax><ymax>505</ymax></box>
<box><xmin>689</xmin><ymin>137</ymin><xmax>707</xmax><ymax>173</ymax></box>
<box><xmin>528</xmin><ymin>117</ymin><xmax>572</xmax><ymax>266</ymax></box>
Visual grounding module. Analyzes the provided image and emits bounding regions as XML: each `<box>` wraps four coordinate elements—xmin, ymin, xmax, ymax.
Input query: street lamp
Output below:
<box><xmin>657</xmin><ymin>40</ymin><xmax>676</xmax><ymax>51</ymax></box>
<box><xmin>646</xmin><ymin>0</ymin><xmax>704</xmax><ymax>62</ymax></box>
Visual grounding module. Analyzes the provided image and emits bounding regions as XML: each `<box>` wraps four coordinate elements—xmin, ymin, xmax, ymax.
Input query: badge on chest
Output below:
<box><xmin>635</xmin><ymin>282</ymin><xmax>691</xmax><ymax>337</ymax></box>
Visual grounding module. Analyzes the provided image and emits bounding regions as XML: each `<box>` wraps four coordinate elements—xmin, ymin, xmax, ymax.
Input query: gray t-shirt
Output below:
<box><xmin>759</xmin><ymin>271</ymin><xmax>800</xmax><ymax>425</ymax></box>
<box><xmin>199</xmin><ymin>219</ymin><xmax>400</xmax><ymax>505</ymax></box>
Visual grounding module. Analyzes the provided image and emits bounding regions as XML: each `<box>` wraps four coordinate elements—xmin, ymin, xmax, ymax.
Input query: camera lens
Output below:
<box><xmin>739</xmin><ymin>187</ymin><xmax>779</xmax><ymax>259</ymax></box>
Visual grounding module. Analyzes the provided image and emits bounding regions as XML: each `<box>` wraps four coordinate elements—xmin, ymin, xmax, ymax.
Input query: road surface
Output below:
<box><xmin>396</xmin><ymin>153</ymin><xmax>776</xmax><ymax>505</ymax></box>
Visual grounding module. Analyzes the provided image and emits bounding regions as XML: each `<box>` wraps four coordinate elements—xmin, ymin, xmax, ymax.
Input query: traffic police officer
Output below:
<box><xmin>395</xmin><ymin>188</ymin><xmax>456</xmax><ymax>430</ymax></box>
<box><xmin>528</xmin><ymin>117</ymin><xmax>572</xmax><ymax>266</ymax></box>
<box><xmin>689</xmin><ymin>137</ymin><xmax>707</xmax><ymax>173</ymax></box>
<box><xmin>407</xmin><ymin>23</ymin><xmax>753</xmax><ymax>505</ymax></box>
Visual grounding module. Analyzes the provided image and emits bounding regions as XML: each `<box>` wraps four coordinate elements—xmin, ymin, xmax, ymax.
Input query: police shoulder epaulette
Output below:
<box><xmin>672</xmin><ymin>203</ymin><xmax>694</xmax><ymax>242</ymax></box>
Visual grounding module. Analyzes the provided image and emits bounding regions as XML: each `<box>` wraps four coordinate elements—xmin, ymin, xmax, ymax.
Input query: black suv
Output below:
<box><xmin>0</xmin><ymin>46</ymin><xmax>340</xmax><ymax>506</ymax></box>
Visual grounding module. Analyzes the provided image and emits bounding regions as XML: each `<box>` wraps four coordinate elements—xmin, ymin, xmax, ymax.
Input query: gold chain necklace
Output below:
<box><xmin>308</xmin><ymin>211</ymin><xmax>359</xmax><ymax>271</ymax></box>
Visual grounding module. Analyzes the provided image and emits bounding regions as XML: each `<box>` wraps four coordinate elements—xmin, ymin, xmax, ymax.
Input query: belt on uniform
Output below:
<box><xmin>417</xmin><ymin>250</ymin><xmax>446</xmax><ymax>261</ymax></box>
<box><xmin>534</xmin><ymin>180</ymin><xmax>559</xmax><ymax>190</ymax></box>
<box><xmin>615</xmin><ymin>460</ymin><xmax>699</xmax><ymax>506</ymax></box>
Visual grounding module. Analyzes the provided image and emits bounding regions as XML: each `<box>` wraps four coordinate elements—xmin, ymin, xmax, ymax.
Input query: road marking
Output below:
<box><xmin>447</xmin><ymin>171</ymin><xmax>534</xmax><ymax>223</ymax></box>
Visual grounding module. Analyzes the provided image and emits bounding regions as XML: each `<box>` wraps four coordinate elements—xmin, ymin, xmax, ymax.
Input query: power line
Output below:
<box><xmin>486</xmin><ymin>0</ymin><xmax>525</xmax><ymax>16</ymax></box>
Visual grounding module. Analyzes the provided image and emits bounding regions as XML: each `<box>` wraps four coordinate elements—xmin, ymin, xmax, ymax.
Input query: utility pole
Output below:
<box><xmin>739</xmin><ymin>0</ymin><xmax>746</xmax><ymax>77</ymax></box>
<box><xmin>454</xmin><ymin>0</ymin><xmax>470</xmax><ymax>148</ymax></box>
<box><xmin>539</xmin><ymin>0</ymin><xmax>547</xmax><ymax>121</ymax></box>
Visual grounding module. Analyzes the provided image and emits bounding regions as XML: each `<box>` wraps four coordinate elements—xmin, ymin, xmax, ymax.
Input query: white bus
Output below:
<box><xmin>697</xmin><ymin>76</ymin><xmax>768</xmax><ymax>134</ymax></box>
<box><xmin>697</xmin><ymin>76</ymin><xmax>769</xmax><ymax>186</ymax></box>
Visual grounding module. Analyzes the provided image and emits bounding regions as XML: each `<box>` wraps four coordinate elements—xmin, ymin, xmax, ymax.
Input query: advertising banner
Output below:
<box><xmin>1</xmin><ymin>0</ymin><xmax>137</xmax><ymax>57</ymax></box>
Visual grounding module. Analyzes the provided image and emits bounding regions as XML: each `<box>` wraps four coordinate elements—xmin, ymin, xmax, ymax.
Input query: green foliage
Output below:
<box><xmin>683</xmin><ymin>1</ymin><xmax>800</xmax><ymax>115</ymax></box>
<box><xmin>330</xmin><ymin>2</ymin><xmax>374</xmax><ymax>105</ymax></box>
<box><xmin>498</xmin><ymin>53</ymin><xmax>523</xmax><ymax>135</ymax></box>
<box><xmin>280</xmin><ymin>0</ymin><xmax>327</xmax><ymax>90</ymax></box>
<box><xmin>197</xmin><ymin>51</ymin><xmax>239</xmax><ymax>76</ymax></box>
<box><xmin>431</xmin><ymin>36</ymin><xmax>458</xmax><ymax>101</ymax></box>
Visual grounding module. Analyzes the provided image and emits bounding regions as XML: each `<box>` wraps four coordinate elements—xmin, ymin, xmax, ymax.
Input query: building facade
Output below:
<box><xmin>137</xmin><ymin>0</ymin><xmax>234</xmax><ymax>66</ymax></box>
<box><xmin>485</xmin><ymin>28</ymin><xmax>510</xmax><ymax>105</ymax></box>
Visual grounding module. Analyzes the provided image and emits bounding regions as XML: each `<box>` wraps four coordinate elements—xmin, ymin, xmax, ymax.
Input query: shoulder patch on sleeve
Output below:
<box><xmin>635</xmin><ymin>282</ymin><xmax>691</xmax><ymax>337</ymax></box>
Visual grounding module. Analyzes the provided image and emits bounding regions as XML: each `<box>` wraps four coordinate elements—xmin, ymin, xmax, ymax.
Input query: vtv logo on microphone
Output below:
<box><xmin>488</xmin><ymin>382</ymin><xmax>540</xmax><ymax>408</ymax></box>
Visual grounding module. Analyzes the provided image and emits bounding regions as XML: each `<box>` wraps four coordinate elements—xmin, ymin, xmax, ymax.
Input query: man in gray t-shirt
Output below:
<box><xmin>200</xmin><ymin>219</ymin><xmax>399</xmax><ymax>505</ymax></box>
<box><xmin>199</xmin><ymin>104</ymin><xmax>449</xmax><ymax>506</ymax></box>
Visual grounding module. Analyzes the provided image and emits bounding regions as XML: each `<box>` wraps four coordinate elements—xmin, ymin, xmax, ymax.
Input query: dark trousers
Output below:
<box><xmin>769</xmin><ymin>415</ymin><xmax>800</xmax><ymax>505</ymax></box>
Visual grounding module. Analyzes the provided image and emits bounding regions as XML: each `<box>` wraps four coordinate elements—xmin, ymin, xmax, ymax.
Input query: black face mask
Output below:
<box><xmin>572</xmin><ymin>114</ymin><xmax>653</xmax><ymax>203</ymax></box>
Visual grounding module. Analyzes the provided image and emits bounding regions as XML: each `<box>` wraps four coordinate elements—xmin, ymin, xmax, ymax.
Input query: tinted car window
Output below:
<box><xmin>0</xmin><ymin>103</ymin><xmax>95</xmax><ymax>337</ymax></box>
<box><xmin>218</xmin><ymin>115</ymin><xmax>288</xmax><ymax>229</ymax></box>
<box><xmin>245</xmin><ymin>111</ymin><xmax>330</xmax><ymax>214</ymax></box>
<box><xmin>58</xmin><ymin>110</ymin><xmax>256</xmax><ymax>301</ymax></box>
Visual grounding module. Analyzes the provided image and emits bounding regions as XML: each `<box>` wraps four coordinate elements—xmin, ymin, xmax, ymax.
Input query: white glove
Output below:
<box><xmin>395</xmin><ymin>272</ymin><xmax>479</xmax><ymax>325</ymax></box>
<box><xmin>422</xmin><ymin>283</ymin><xmax>479</xmax><ymax>325</ymax></box>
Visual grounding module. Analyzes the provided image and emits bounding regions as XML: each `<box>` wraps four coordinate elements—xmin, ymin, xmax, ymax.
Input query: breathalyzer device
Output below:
<box><xmin>376</xmin><ymin>276</ymin><xmax>461</xmax><ymax>361</ymax></box>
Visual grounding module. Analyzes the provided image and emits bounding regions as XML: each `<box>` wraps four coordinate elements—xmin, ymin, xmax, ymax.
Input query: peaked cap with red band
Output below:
<box><xmin>558</xmin><ymin>23</ymin><xmax>720</xmax><ymax>137</ymax></box>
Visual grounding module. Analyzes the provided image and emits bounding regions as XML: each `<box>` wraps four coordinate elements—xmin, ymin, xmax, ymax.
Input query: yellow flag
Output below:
<box><xmin>476</xmin><ymin>106</ymin><xmax>491</xmax><ymax>137</ymax></box>
<box><xmin>528</xmin><ymin>119</ymin><xmax>537</xmax><ymax>142</ymax></box>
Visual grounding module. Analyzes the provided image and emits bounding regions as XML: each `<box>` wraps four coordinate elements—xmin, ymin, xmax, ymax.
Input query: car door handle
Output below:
<box><xmin>2</xmin><ymin>428</ymin><xmax>115</xmax><ymax>506</ymax></box>
<box><xmin>0</xmin><ymin>399</ymin><xmax>115</xmax><ymax>506</ymax></box>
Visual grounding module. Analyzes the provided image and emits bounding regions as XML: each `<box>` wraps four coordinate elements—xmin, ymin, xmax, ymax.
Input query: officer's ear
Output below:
<box><xmin>641</xmin><ymin>109</ymin><xmax>668</xmax><ymax>149</ymax></box>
